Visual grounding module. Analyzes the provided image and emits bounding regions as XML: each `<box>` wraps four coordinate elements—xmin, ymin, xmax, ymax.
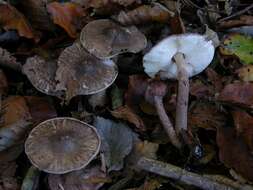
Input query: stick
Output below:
<box><xmin>137</xmin><ymin>157</ymin><xmax>253</xmax><ymax>190</ymax></box>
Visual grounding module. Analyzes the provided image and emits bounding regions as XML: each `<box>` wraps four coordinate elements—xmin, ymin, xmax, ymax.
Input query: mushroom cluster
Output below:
<box><xmin>143</xmin><ymin>34</ymin><xmax>214</xmax><ymax>146</ymax></box>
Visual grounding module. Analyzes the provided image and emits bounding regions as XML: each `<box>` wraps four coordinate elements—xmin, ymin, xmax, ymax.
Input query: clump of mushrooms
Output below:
<box><xmin>143</xmin><ymin>34</ymin><xmax>214</xmax><ymax>146</ymax></box>
<box><xmin>25</xmin><ymin>117</ymin><xmax>101</xmax><ymax>174</ymax></box>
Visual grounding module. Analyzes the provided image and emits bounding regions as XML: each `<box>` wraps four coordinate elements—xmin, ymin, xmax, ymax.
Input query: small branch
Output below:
<box><xmin>137</xmin><ymin>157</ymin><xmax>252</xmax><ymax>190</ymax></box>
<box><xmin>218</xmin><ymin>4</ymin><xmax>253</xmax><ymax>22</ymax></box>
<box><xmin>174</xmin><ymin>53</ymin><xmax>189</xmax><ymax>135</ymax></box>
<box><xmin>154</xmin><ymin>96</ymin><xmax>182</xmax><ymax>149</ymax></box>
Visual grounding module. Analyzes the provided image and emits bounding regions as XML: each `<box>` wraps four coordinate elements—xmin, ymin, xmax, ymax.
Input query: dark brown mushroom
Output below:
<box><xmin>80</xmin><ymin>19</ymin><xmax>147</xmax><ymax>59</ymax></box>
<box><xmin>22</xmin><ymin>56</ymin><xmax>63</xmax><ymax>98</ymax></box>
<box><xmin>55</xmin><ymin>42</ymin><xmax>118</xmax><ymax>101</ymax></box>
<box><xmin>25</xmin><ymin>117</ymin><xmax>101</xmax><ymax>174</ymax></box>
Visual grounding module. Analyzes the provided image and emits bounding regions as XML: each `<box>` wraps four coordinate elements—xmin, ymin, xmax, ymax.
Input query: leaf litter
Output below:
<box><xmin>0</xmin><ymin>0</ymin><xmax>253</xmax><ymax>189</ymax></box>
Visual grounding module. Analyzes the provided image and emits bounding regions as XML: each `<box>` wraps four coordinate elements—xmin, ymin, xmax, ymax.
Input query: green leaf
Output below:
<box><xmin>220</xmin><ymin>34</ymin><xmax>253</xmax><ymax>64</ymax></box>
<box><xmin>94</xmin><ymin>117</ymin><xmax>135</xmax><ymax>171</ymax></box>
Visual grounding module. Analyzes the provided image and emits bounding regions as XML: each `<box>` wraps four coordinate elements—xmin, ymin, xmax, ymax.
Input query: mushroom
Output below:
<box><xmin>143</xmin><ymin>34</ymin><xmax>214</xmax><ymax>143</ymax></box>
<box><xmin>25</xmin><ymin>117</ymin><xmax>101</xmax><ymax>174</ymax></box>
<box><xmin>80</xmin><ymin>19</ymin><xmax>147</xmax><ymax>59</ymax></box>
<box><xmin>55</xmin><ymin>42</ymin><xmax>118</xmax><ymax>101</ymax></box>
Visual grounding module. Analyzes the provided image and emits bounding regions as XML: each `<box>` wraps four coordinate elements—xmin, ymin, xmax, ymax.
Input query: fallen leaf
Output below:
<box><xmin>237</xmin><ymin>65</ymin><xmax>253</xmax><ymax>82</ymax></box>
<box><xmin>21</xmin><ymin>166</ymin><xmax>40</xmax><ymax>190</ymax></box>
<box><xmin>220</xmin><ymin>33</ymin><xmax>253</xmax><ymax>64</ymax></box>
<box><xmin>217</xmin><ymin>82</ymin><xmax>253</xmax><ymax>108</ymax></box>
<box><xmin>48</xmin><ymin>165</ymin><xmax>107</xmax><ymax>190</ymax></box>
<box><xmin>169</xmin><ymin>14</ymin><xmax>185</xmax><ymax>34</ymax></box>
<box><xmin>0</xmin><ymin>47</ymin><xmax>22</xmax><ymax>71</ymax></box>
<box><xmin>125</xmin><ymin>75</ymin><xmax>149</xmax><ymax>107</ymax></box>
<box><xmin>110</xmin><ymin>85</ymin><xmax>124</xmax><ymax>110</ymax></box>
<box><xmin>115</xmin><ymin>4</ymin><xmax>174</xmax><ymax>26</ymax></box>
<box><xmin>205</xmin><ymin>68</ymin><xmax>223</xmax><ymax>93</ymax></box>
<box><xmin>47</xmin><ymin>2</ymin><xmax>86</xmax><ymax>38</ymax></box>
<box><xmin>111</xmin><ymin>105</ymin><xmax>146</xmax><ymax>132</ymax></box>
<box><xmin>219</xmin><ymin>15</ymin><xmax>253</xmax><ymax>29</ymax></box>
<box><xmin>217</xmin><ymin>126</ymin><xmax>253</xmax><ymax>181</ymax></box>
<box><xmin>188</xmin><ymin>102</ymin><xmax>226</xmax><ymax>130</ymax></box>
<box><xmin>19</xmin><ymin>0</ymin><xmax>55</xmax><ymax>31</ymax></box>
<box><xmin>190</xmin><ymin>79</ymin><xmax>213</xmax><ymax>98</ymax></box>
<box><xmin>94</xmin><ymin>117</ymin><xmax>135</xmax><ymax>171</ymax></box>
<box><xmin>232</xmin><ymin>110</ymin><xmax>253</xmax><ymax>152</ymax></box>
<box><xmin>0</xmin><ymin>3</ymin><xmax>36</xmax><ymax>39</ymax></box>
<box><xmin>0</xmin><ymin>69</ymin><xmax>8</xmax><ymax>95</ymax></box>
<box><xmin>80</xmin><ymin>0</ymin><xmax>139</xmax><ymax>8</ymax></box>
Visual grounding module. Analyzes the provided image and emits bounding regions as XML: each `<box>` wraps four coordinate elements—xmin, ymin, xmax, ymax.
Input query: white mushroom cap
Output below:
<box><xmin>143</xmin><ymin>34</ymin><xmax>215</xmax><ymax>79</ymax></box>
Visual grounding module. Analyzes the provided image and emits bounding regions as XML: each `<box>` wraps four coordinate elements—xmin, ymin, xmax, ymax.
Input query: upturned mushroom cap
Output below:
<box><xmin>55</xmin><ymin>42</ymin><xmax>118</xmax><ymax>101</ymax></box>
<box><xmin>80</xmin><ymin>19</ymin><xmax>147</xmax><ymax>59</ymax></box>
<box><xmin>25</xmin><ymin>117</ymin><xmax>101</xmax><ymax>174</ymax></box>
<box><xmin>143</xmin><ymin>34</ymin><xmax>215</xmax><ymax>79</ymax></box>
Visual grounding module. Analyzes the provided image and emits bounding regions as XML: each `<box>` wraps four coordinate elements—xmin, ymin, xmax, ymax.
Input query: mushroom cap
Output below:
<box><xmin>25</xmin><ymin>117</ymin><xmax>101</xmax><ymax>174</ymax></box>
<box><xmin>80</xmin><ymin>19</ymin><xmax>147</xmax><ymax>59</ymax></box>
<box><xmin>55</xmin><ymin>42</ymin><xmax>118</xmax><ymax>101</ymax></box>
<box><xmin>143</xmin><ymin>34</ymin><xmax>215</xmax><ymax>79</ymax></box>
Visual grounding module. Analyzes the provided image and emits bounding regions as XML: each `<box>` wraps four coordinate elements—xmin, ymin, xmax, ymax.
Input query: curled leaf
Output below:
<box><xmin>217</xmin><ymin>83</ymin><xmax>253</xmax><ymax>108</ymax></box>
<box><xmin>94</xmin><ymin>117</ymin><xmax>135</xmax><ymax>171</ymax></box>
<box><xmin>115</xmin><ymin>4</ymin><xmax>174</xmax><ymax>26</ymax></box>
<box><xmin>0</xmin><ymin>3</ymin><xmax>36</xmax><ymax>39</ymax></box>
<box><xmin>219</xmin><ymin>15</ymin><xmax>253</xmax><ymax>29</ymax></box>
<box><xmin>111</xmin><ymin>105</ymin><xmax>146</xmax><ymax>131</ymax></box>
<box><xmin>237</xmin><ymin>65</ymin><xmax>253</xmax><ymax>82</ymax></box>
<box><xmin>47</xmin><ymin>2</ymin><xmax>86</xmax><ymax>38</ymax></box>
<box><xmin>220</xmin><ymin>33</ymin><xmax>253</xmax><ymax>64</ymax></box>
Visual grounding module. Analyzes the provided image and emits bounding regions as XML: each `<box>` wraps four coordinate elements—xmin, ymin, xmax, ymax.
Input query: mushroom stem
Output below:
<box><xmin>154</xmin><ymin>96</ymin><xmax>182</xmax><ymax>149</ymax></box>
<box><xmin>173</xmin><ymin>53</ymin><xmax>189</xmax><ymax>139</ymax></box>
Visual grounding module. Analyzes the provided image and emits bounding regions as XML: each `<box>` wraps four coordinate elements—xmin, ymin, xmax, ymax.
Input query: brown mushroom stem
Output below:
<box><xmin>154</xmin><ymin>96</ymin><xmax>182</xmax><ymax>149</ymax></box>
<box><xmin>173</xmin><ymin>53</ymin><xmax>189</xmax><ymax>140</ymax></box>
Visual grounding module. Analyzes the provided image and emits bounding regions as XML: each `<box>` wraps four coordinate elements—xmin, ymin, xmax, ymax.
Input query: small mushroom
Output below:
<box><xmin>55</xmin><ymin>42</ymin><xmax>118</xmax><ymax>101</ymax></box>
<box><xmin>143</xmin><ymin>34</ymin><xmax>214</xmax><ymax>143</ymax></box>
<box><xmin>25</xmin><ymin>117</ymin><xmax>101</xmax><ymax>174</ymax></box>
<box><xmin>80</xmin><ymin>19</ymin><xmax>147</xmax><ymax>59</ymax></box>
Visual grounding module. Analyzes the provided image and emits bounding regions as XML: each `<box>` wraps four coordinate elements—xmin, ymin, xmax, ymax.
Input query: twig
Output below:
<box><xmin>137</xmin><ymin>157</ymin><xmax>253</xmax><ymax>190</ymax></box>
<box><xmin>218</xmin><ymin>4</ymin><xmax>253</xmax><ymax>22</ymax></box>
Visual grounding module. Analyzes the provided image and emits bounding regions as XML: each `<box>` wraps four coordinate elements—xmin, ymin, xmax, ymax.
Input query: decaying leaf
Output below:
<box><xmin>0</xmin><ymin>3</ymin><xmax>36</xmax><ymax>39</ymax></box>
<box><xmin>0</xmin><ymin>47</ymin><xmax>22</xmax><ymax>71</ymax></box>
<box><xmin>115</xmin><ymin>3</ymin><xmax>174</xmax><ymax>26</ymax></box>
<box><xmin>232</xmin><ymin>110</ymin><xmax>253</xmax><ymax>152</ymax></box>
<box><xmin>48</xmin><ymin>165</ymin><xmax>107</xmax><ymax>190</ymax></box>
<box><xmin>0</xmin><ymin>69</ymin><xmax>8</xmax><ymax>95</ymax></box>
<box><xmin>237</xmin><ymin>65</ymin><xmax>253</xmax><ymax>82</ymax></box>
<box><xmin>219</xmin><ymin>15</ymin><xmax>253</xmax><ymax>29</ymax></box>
<box><xmin>19</xmin><ymin>0</ymin><xmax>55</xmax><ymax>31</ymax></box>
<box><xmin>94</xmin><ymin>117</ymin><xmax>135</xmax><ymax>171</ymax></box>
<box><xmin>110</xmin><ymin>85</ymin><xmax>124</xmax><ymax>110</ymax></box>
<box><xmin>111</xmin><ymin>105</ymin><xmax>146</xmax><ymax>131</ymax></box>
<box><xmin>74</xmin><ymin>0</ymin><xmax>139</xmax><ymax>8</ymax></box>
<box><xmin>22</xmin><ymin>56</ymin><xmax>63</xmax><ymax>98</ymax></box>
<box><xmin>47</xmin><ymin>2</ymin><xmax>86</xmax><ymax>38</ymax></box>
<box><xmin>190</xmin><ymin>79</ymin><xmax>213</xmax><ymax>98</ymax></box>
<box><xmin>188</xmin><ymin>102</ymin><xmax>226</xmax><ymax>130</ymax></box>
<box><xmin>125</xmin><ymin>75</ymin><xmax>149</xmax><ymax>107</ymax></box>
<box><xmin>56</xmin><ymin>42</ymin><xmax>118</xmax><ymax>101</ymax></box>
<box><xmin>220</xmin><ymin>33</ymin><xmax>253</xmax><ymax>64</ymax></box>
<box><xmin>217</xmin><ymin>82</ymin><xmax>253</xmax><ymax>108</ymax></box>
<box><xmin>217</xmin><ymin>126</ymin><xmax>253</xmax><ymax>181</ymax></box>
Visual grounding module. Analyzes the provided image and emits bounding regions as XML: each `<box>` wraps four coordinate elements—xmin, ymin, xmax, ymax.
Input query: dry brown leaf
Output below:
<box><xmin>237</xmin><ymin>65</ymin><xmax>253</xmax><ymax>82</ymax></box>
<box><xmin>115</xmin><ymin>4</ymin><xmax>174</xmax><ymax>25</ymax></box>
<box><xmin>111</xmin><ymin>105</ymin><xmax>146</xmax><ymax>131</ymax></box>
<box><xmin>0</xmin><ymin>48</ymin><xmax>22</xmax><ymax>72</ymax></box>
<box><xmin>190</xmin><ymin>79</ymin><xmax>213</xmax><ymax>98</ymax></box>
<box><xmin>48</xmin><ymin>165</ymin><xmax>107</xmax><ymax>190</ymax></box>
<box><xmin>219</xmin><ymin>15</ymin><xmax>253</xmax><ymax>29</ymax></box>
<box><xmin>79</xmin><ymin>0</ymin><xmax>139</xmax><ymax>8</ymax></box>
<box><xmin>19</xmin><ymin>0</ymin><xmax>55</xmax><ymax>31</ymax></box>
<box><xmin>189</xmin><ymin>103</ymin><xmax>226</xmax><ymax>130</ymax></box>
<box><xmin>217</xmin><ymin>126</ymin><xmax>253</xmax><ymax>181</ymax></box>
<box><xmin>206</xmin><ymin>68</ymin><xmax>223</xmax><ymax>93</ymax></box>
<box><xmin>169</xmin><ymin>15</ymin><xmax>185</xmax><ymax>34</ymax></box>
<box><xmin>232</xmin><ymin>110</ymin><xmax>253</xmax><ymax>152</ymax></box>
<box><xmin>0</xmin><ymin>3</ymin><xmax>36</xmax><ymax>40</ymax></box>
<box><xmin>217</xmin><ymin>82</ymin><xmax>253</xmax><ymax>108</ymax></box>
<box><xmin>0</xmin><ymin>70</ymin><xmax>8</xmax><ymax>95</ymax></box>
<box><xmin>47</xmin><ymin>2</ymin><xmax>86</xmax><ymax>38</ymax></box>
